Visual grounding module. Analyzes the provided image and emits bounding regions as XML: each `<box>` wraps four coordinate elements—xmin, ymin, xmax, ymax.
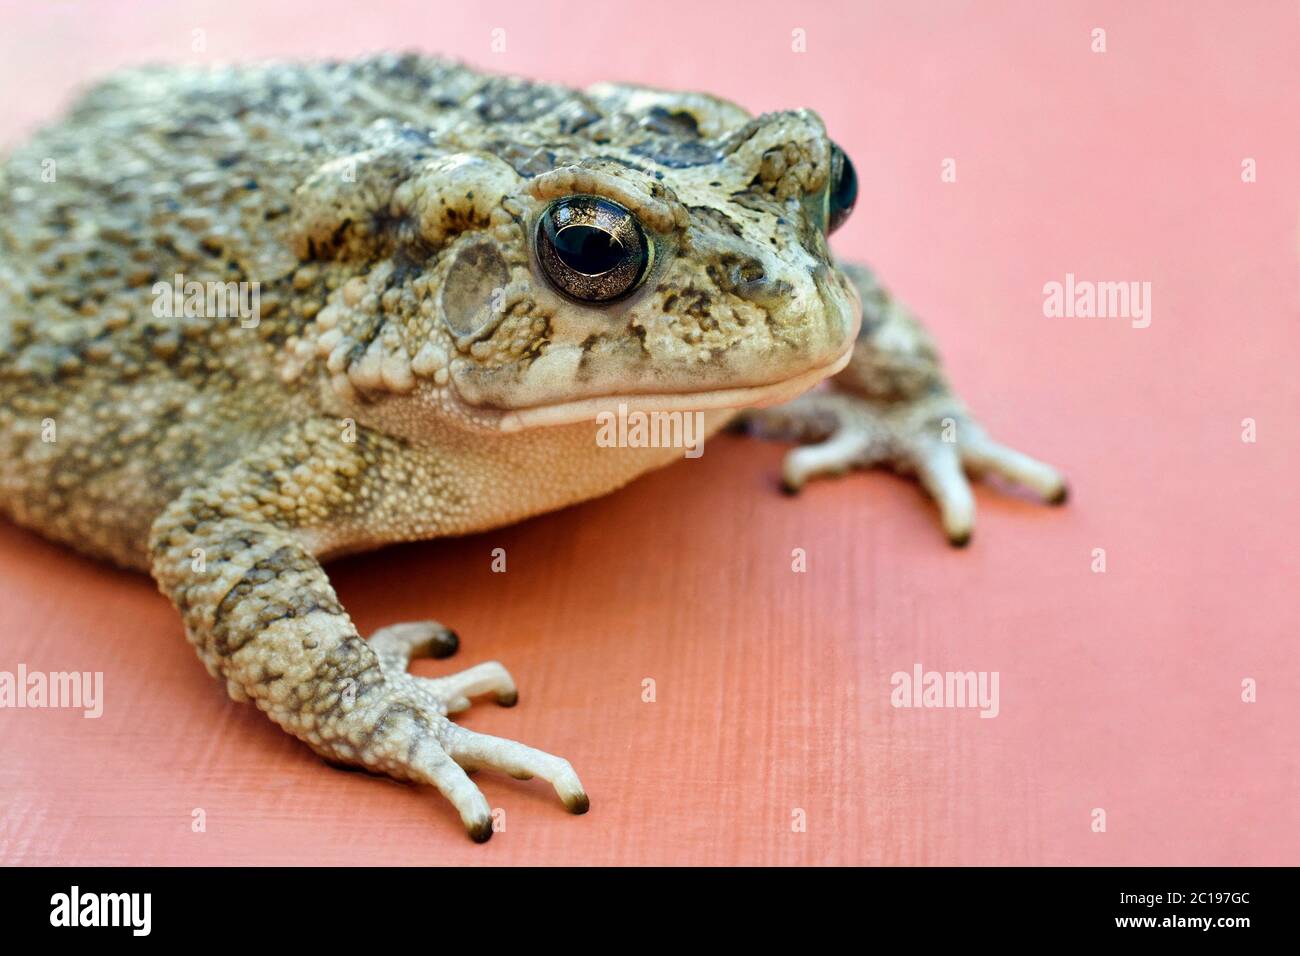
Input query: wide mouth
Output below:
<box><xmin>494</xmin><ymin>341</ymin><xmax>854</xmax><ymax>432</ymax></box>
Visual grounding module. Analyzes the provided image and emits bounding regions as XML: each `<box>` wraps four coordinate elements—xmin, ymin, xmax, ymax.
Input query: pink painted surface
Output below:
<box><xmin>0</xmin><ymin>0</ymin><xmax>1296</xmax><ymax>865</ymax></box>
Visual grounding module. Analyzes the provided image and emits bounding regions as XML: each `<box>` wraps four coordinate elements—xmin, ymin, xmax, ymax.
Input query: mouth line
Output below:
<box><xmin>494</xmin><ymin>344</ymin><xmax>854</xmax><ymax>432</ymax></box>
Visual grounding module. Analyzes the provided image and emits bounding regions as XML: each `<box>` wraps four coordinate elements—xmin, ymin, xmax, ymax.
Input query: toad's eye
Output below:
<box><xmin>536</xmin><ymin>196</ymin><xmax>651</xmax><ymax>302</ymax></box>
<box><xmin>827</xmin><ymin>143</ymin><xmax>857</xmax><ymax>234</ymax></box>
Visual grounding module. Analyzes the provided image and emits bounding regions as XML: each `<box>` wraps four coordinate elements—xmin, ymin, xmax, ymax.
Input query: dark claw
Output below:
<box><xmin>567</xmin><ymin>793</ymin><xmax>591</xmax><ymax>815</ymax></box>
<box><xmin>468</xmin><ymin>819</ymin><xmax>494</xmax><ymax>843</ymax></box>
<box><xmin>780</xmin><ymin>478</ymin><xmax>801</xmax><ymax>496</ymax></box>
<box><xmin>496</xmin><ymin>689</ymin><xmax>519</xmax><ymax>708</ymax></box>
<box><xmin>948</xmin><ymin>530</ymin><xmax>972</xmax><ymax>548</ymax></box>
<box><xmin>1047</xmin><ymin>483</ymin><xmax>1069</xmax><ymax>506</ymax></box>
<box><xmin>430</xmin><ymin>628</ymin><xmax>460</xmax><ymax>659</ymax></box>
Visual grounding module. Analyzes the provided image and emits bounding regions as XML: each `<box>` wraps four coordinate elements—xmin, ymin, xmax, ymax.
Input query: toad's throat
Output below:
<box><xmin>492</xmin><ymin>343</ymin><xmax>854</xmax><ymax>432</ymax></box>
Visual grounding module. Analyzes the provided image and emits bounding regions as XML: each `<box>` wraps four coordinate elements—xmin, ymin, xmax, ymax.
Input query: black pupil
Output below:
<box><xmin>829</xmin><ymin>145</ymin><xmax>858</xmax><ymax>232</ymax></box>
<box><xmin>553</xmin><ymin>224</ymin><xmax>624</xmax><ymax>275</ymax></box>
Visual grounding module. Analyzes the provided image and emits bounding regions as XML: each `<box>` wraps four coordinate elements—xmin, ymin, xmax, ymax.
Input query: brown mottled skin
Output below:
<box><xmin>0</xmin><ymin>54</ymin><xmax>1065</xmax><ymax>840</ymax></box>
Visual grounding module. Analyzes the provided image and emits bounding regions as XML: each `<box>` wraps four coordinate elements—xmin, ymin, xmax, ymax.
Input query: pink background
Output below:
<box><xmin>0</xmin><ymin>0</ymin><xmax>1296</xmax><ymax>865</ymax></box>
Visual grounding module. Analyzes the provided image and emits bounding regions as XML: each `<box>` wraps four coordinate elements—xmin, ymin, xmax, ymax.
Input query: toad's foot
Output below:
<box><xmin>360</xmin><ymin>620</ymin><xmax>587</xmax><ymax>839</ymax></box>
<box><xmin>736</xmin><ymin>390</ymin><xmax>1067</xmax><ymax>546</ymax></box>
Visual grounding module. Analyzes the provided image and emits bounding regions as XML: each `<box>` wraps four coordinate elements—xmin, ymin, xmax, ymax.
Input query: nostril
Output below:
<box><xmin>710</xmin><ymin>255</ymin><xmax>788</xmax><ymax>303</ymax></box>
<box><xmin>730</xmin><ymin>258</ymin><xmax>770</xmax><ymax>296</ymax></box>
<box><xmin>734</xmin><ymin>277</ymin><xmax>793</xmax><ymax>309</ymax></box>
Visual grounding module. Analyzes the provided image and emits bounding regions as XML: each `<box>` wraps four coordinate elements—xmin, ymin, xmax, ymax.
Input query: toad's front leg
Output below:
<box><xmin>147</xmin><ymin>419</ymin><xmax>586</xmax><ymax>842</ymax></box>
<box><xmin>737</xmin><ymin>261</ymin><xmax>1067</xmax><ymax>545</ymax></box>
